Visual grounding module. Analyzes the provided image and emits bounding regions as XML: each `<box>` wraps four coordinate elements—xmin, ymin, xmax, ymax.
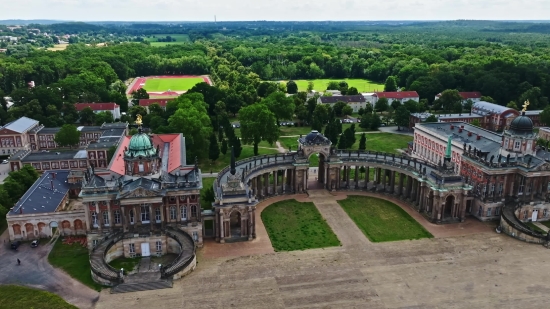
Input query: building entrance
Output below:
<box><xmin>141</xmin><ymin>242</ymin><xmax>151</xmax><ymax>257</ymax></box>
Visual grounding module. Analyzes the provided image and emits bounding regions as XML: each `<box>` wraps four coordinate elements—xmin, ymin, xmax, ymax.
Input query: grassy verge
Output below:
<box><xmin>200</xmin><ymin>177</ymin><xmax>215</xmax><ymax>210</ymax></box>
<box><xmin>261</xmin><ymin>199</ymin><xmax>340</xmax><ymax>251</ymax></box>
<box><xmin>108</xmin><ymin>257</ymin><xmax>140</xmax><ymax>275</ymax></box>
<box><xmin>0</xmin><ymin>285</ymin><xmax>77</xmax><ymax>309</ymax></box>
<box><xmin>200</xmin><ymin>146</ymin><xmax>279</xmax><ymax>173</ymax></box>
<box><xmin>352</xmin><ymin>132</ymin><xmax>412</xmax><ymax>154</ymax></box>
<box><xmin>526</xmin><ymin>222</ymin><xmax>546</xmax><ymax>234</ymax></box>
<box><xmin>338</xmin><ymin>196</ymin><xmax>432</xmax><ymax>242</ymax></box>
<box><xmin>48</xmin><ymin>239</ymin><xmax>103</xmax><ymax>291</ymax></box>
<box><xmin>539</xmin><ymin>221</ymin><xmax>550</xmax><ymax>229</ymax></box>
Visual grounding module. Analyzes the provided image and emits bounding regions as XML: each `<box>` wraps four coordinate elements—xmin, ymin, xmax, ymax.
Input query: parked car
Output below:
<box><xmin>31</xmin><ymin>240</ymin><xmax>39</xmax><ymax>248</ymax></box>
<box><xmin>10</xmin><ymin>241</ymin><xmax>21</xmax><ymax>250</ymax></box>
<box><xmin>1</xmin><ymin>160</ymin><xmax>8</xmax><ymax>164</ymax></box>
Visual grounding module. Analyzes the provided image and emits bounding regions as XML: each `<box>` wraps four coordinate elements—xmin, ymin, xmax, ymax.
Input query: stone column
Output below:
<box><xmin>416</xmin><ymin>181</ymin><xmax>422</xmax><ymax>205</ymax></box>
<box><xmin>398</xmin><ymin>173</ymin><xmax>404</xmax><ymax>196</ymax></box>
<box><xmin>389</xmin><ymin>171</ymin><xmax>395</xmax><ymax>194</ymax></box>
<box><xmin>290</xmin><ymin>169</ymin><xmax>296</xmax><ymax>193</ymax></box>
<box><xmin>106</xmin><ymin>203</ymin><xmax>113</xmax><ymax>231</ymax></box>
<box><xmin>121</xmin><ymin>205</ymin><xmax>127</xmax><ymax>231</ymax></box>
<box><xmin>354</xmin><ymin>165</ymin><xmax>359</xmax><ymax>190</ymax></box>
<box><xmin>219</xmin><ymin>210</ymin><xmax>225</xmax><ymax>243</ymax></box>
<box><xmin>406</xmin><ymin>176</ymin><xmax>413</xmax><ymax>199</ymax></box>
<box><xmin>281</xmin><ymin>169</ymin><xmax>286</xmax><ymax>193</ymax></box>
<box><xmin>273</xmin><ymin>171</ymin><xmax>278</xmax><ymax>195</ymax></box>
<box><xmin>84</xmin><ymin>205</ymin><xmax>91</xmax><ymax>232</ymax></box>
<box><xmin>149</xmin><ymin>204</ymin><xmax>154</xmax><ymax>228</ymax></box>
<box><xmin>346</xmin><ymin>166</ymin><xmax>351</xmax><ymax>189</ymax></box>
<box><xmin>364</xmin><ymin>166</ymin><xmax>369</xmax><ymax>188</ymax></box>
<box><xmin>176</xmin><ymin>196</ymin><xmax>181</xmax><ymax>222</ymax></box>
<box><xmin>251</xmin><ymin>177</ymin><xmax>256</xmax><ymax>197</ymax></box>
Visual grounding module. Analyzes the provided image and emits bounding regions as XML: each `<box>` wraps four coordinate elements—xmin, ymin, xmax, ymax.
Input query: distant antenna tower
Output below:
<box><xmin>215</xmin><ymin>15</ymin><xmax>217</xmax><ymax>23</ymax></box>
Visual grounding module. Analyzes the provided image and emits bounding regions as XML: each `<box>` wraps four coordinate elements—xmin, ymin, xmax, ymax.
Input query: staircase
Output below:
<box><xmin>111</xmin><ymin>279</ymin><xmax>173</xmax><ymax>294</ymax></box>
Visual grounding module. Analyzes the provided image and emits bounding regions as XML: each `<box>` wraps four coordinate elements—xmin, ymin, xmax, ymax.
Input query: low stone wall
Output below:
<box><xmin>104</xmin><ymin>240</ymin><xmax>123</xmax><ymax>263</ymax></box>
<box><xmin>171</xmin><ymin>255</ymin><xmax>196</xmax><ymax>280</ymax></box>
<box><xmin>91</xmin><ymin>269</ymin><xmax>117</xmax><ymax>286</ymax></box>
<box><xmin>500</xmin><ymin>215</ymin><xmax>545</xmax><ymax>244</ymax></box>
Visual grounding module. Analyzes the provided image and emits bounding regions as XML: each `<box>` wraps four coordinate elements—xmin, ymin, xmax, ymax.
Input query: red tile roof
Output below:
<box><xmin>108</xmin><ymin>136</ymin><xmax>131</xmax><ymax>175</ymax></box>
<box><xmin>139</xmin><ymin>98</ymin><xmax>175</xmax><ymax>107</ymax></box>
<box><xmin>374</xmin><ymin>91</ymin><xmax>419</xmax><ymax>99</ymax></box>
<box><xmin>75</xmin><ymin>103</ymin><xmax>119</xmax><ymax>111</ymax></box>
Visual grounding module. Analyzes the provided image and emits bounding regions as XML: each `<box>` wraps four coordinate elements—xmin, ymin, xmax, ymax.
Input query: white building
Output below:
<box><xmin>75</xmin><ymin>103</ymin><xmax>121</xmax><ymax>120</ymax></box>
<box><xmin>317</xmin><ymin>95</ymin><xmax>367</xmax><ymax>113</ymax></box>
<box><xmin>373</xmin><ymin>91</ymin><xmax>420</xmax><ymax>105</ymax></box>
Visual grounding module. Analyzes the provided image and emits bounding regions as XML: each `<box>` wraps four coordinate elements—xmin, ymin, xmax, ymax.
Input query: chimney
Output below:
<box><xmin>476</xmin><ymin>134</ymin><xmax>481</xmax><ymax>140</ymax></box>
<box><xmin>51</xmin><ymin>180</ymin><xmax>54</xmax><ymax>190</ymax></box>
<box><xmin>458</xmin><ymin>128</ymin><xmax>463</xmax><ymax>133</ymax></box>
<box><xmin>52</xmin><ymin>172</ymin><xmax>56</xmax><ymax>179</ymax></box>
<box><xmin>468</xmin><ymin>132</ymin><xmax>472</xmax><ymax>137</ymax></box>
<box><xmin>450</xmin><ymin>124</ymin><xmax>454</xmax><ymax>130</ymax></box>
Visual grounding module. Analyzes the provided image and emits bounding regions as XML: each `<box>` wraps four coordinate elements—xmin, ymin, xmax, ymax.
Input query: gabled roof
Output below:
<box><xmin>319</xmin><ymin>95</ymin><xmax>366</xmax><ymax>104</ymax></box>
<box><xmin>436</xmin><ymin>92</ymin><xmax>482</xmax><ymax>99</ymax></box>
<box><xmin>74</xmin><ymin>103</ymin><xmax>119</xmax><ymax>111</ymax></box>
<box><xmin>374</xmin><ymin>91</ymin><xmax>419</xmax><ymax>99</ymax></box>
<box><xmin>139</xmin><ymin>98</ymin><xmax>175</xmax><ymax>107</ymax></box>
<box><xmin>1</xmin><ymin>116</ymin><xmax>39</xmax><ymax>133</ymax></box>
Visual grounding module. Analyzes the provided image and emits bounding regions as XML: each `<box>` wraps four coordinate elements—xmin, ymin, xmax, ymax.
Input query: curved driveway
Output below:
<box><xmin>0</xmin><ymin>232</ymin><xmax>99</xmax><ymax>309</ymax></box>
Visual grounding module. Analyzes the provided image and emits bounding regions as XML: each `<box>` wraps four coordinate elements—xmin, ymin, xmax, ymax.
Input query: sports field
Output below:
<box><xmin>281</xmin><ymin>79</ymin><xmax>384</xmax><ymax>93</ymax></box>
<box><xmin>143</xmin><ymin>34</ymin><xmax>190</xmax><ymax>47</ymax></box>
<box><xmin>143</xmin><ymin>77</ymin><xmax>204</xmax><ymax>92</ymax></box>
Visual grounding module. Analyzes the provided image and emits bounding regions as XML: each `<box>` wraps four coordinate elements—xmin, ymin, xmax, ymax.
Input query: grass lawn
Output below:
<box><xmin>108</xmin><ymin>257</ymin><xmax>141</xmax><ymax>275</ymax></box>
<box><xmin>200</xmin><ymin>146</ymin><xmax>279</xmax><ymax>173</ymax></box>
<box><xmin>261</xmin><ymin>199</ymin><xmax>340</xmax><ymax>251</ymax></box>
<box><xmin>144</xmin><ymin>34</ymin><xmax>190</xmax><ymax>46</ymax></box>
<box><xmin>0</xmin><ymin>285</ymin><xmax>77</xmax><ymax>309</ymax></box>
<box><xmin>200</xmin><ymin>177</ymin><xmax>215</xmax><ymax>210</ymax></box>
<box><xmin>526</xmin><ymin>222</ymin><xmax>546</xmax><ymax>234</ymax></box>
<box><xmin>539</xmin><ymin>221</ymin><xmax>550</xmax><ymax>229</ymax></box>
<box><xmin>338</xmin><ymin>196</ymin><xmax>432</xmax><ymax>242</ymax></box>
<box><xmin>48</xmin><ymin>239</ymin><xmax>103</xmax><ymax>291</ymax></box>
<box><xmin>143</xmin><ymin>77</ymin><xmax>204</xmax><ymax>92</ymax></box>
<box><xmin>275</xmin><ymin>79</ymin><xmax>384</xmax><ymax>93</ymax></box>
<box><xmin>352</xmin><ymin>133</ymin><xmax>412</xmax><ymax>154</ymax></box>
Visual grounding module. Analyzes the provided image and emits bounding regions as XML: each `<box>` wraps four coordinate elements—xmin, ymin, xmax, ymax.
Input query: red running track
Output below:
<box><xmin>127</xmin><ymin>75</ymin><xmax>211</xmax><ymax>95</ymax></box>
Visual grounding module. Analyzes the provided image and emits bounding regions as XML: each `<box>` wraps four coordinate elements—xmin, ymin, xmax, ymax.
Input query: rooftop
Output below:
<box><xmin>471</xmin><ymin>101</ymin><xmax>517</xmax><ymax>116</ymax></box>
<box><xmin>9</xmin><ymin>170</ymin><xmax>71</xmax><ymax>215</ymax></box>
<box><xmin>20</xmin><ymin>150</ymin><xmax>87</xmax><ymax>162</ymax></box>
<box><xmin>1</xmin><ymin>117</ymin><xmax>39</xmax><ymax>134</ymax></box>
<box><xmin>319</xmin><ymin>95</ymin><xmax>366</xmax><ymax>104</ymax></box>
<box><xmin>74</xmin><ymin>103</ymin><xmax>119</xmax><ymax>111</ymax></box>
<box><xmin>374</xmin><ymin>91</ymin><xmax>419</xmax><ymax>99</ymax></box>
<box><xmin>139</xmin><ymin>98</ymin><xmax>175</xmax><ymax>107</ymax></box>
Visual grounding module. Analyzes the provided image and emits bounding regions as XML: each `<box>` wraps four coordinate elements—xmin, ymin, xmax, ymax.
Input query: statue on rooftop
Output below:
<box><xmin>522</xmin><ymin>100</ymin><xmax>530</xmax><ymax>112</ymax></box>
<box><xmin>135</xmin><ymin>114</ymin><xmax>143</xmax><ymax>126</ymax></box>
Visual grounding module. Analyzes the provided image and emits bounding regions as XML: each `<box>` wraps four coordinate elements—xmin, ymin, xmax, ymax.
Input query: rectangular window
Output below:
<box><xmin>487</xmin><ymin>208</ymin><xmax>492</xmax><ymax>217</ymax></box>
<box><xmin>114</xmin><ymin>211</ymin><xmax>121</xmax><ymax>224</ymax></box>
<box><xmin>141</xmin><ymin>205</ymin><xmax>150</xmax><ymax>223</ymax></box>
<box><xmin>170</xmin><ymin>207</ymin><xmax>176</xmax><ymax>220</ymax></box>
<box><xmin>155</xmin><ymin>207</ymin><xmax>161</xmax><ymax>222</ymax></box>
<box><xmin>495</xmin><ymin>207</ymin><xmax>500</xmax><ymax>216</ymax></box>
<box><xmin>103</xmin><ymin>211</ymin><xmax>110</xmax><ymax>226</ymax></box>
<box><xmin>498</xmin><ymin>183</ymin><xmax>503</xmax><ymax>196</ymax></box>
<box><xmin>129</xmin><ymin>243</ymin><xmax>135</xmax><ymax>253</ymax></box>
<box><xmin>181</xmin><ymin>206</ymin><xmax>187</xmax><ymax>220</ymax></box>
<box><xmin>156</xmin><ymin>241</ymin><xmax>162</xmax><ymax>252</ymax></box>
<box><xmin>519</xmin><ymin>178</ymin><xmax>525</xmax><ymax>195</ymax></box>
<box><xmin>544</xmin><ymin>209</ymin><xmax>548</xmax><ymax>217</ymax></box>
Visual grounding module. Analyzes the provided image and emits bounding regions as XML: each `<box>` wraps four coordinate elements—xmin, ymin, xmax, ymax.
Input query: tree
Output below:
<box><xmin>54</xmin><ymin>124</ymin><xmax>80</xmax><ymax>148</ymax></box>
<box><xmin>286</xmin><ymin>80</ymin><xmax>298</xmax><ymax>94</ymax></box>
<box><xmin>168</xmin><ymin>95</ymin><xmax>213</xmax><ymax>160</ymax></box>
<box><xmin>347</xmin><ymin>87</ymin><xmax>359</xmax><ymax>95</ymax></box>
<box><xmin>307</xmin><ymin>81</ymin><xmax>314</xmax><ymax>93</ymax></box>
<box><xmin>540</xmin><ymin>106</ymin><xmax>550</xmax><ymax>126</ymax></box>
<box><xmin>231</xmin><ymin>136</ymin><xmax>242</xmax><ymax>158</ymax></box>
<box><xmin>208</xmin><ymin>133</ymin><xmax>220</xmax><ymax>162</ymax></box>
<box><xmin>438</xmin><ymin>89</ymin><xmax>463</xmax><ymax>113</ymax></box>
<box><xmin>425</xmin><ymin>114</ymin><xmax>438</xmax><ymax>122</ymax></box>
<box><xmin>507</xmin><ymin>101</ymin><xmax>519</xmax><ymax>110</ymax></box>
<box><xmin>337</xmin><ymin>133</ymin><xmax>348</xmax><ymax>149</ymax></box>
<box><xmin>360</xmin><ymin>113</ymin><xmax>381</xmax><ymax>131</ymax></box>
<box><xmin>131</xmin><ymin>88</ymin><xmax>149</xmax><ymax>105</ymax></box>
<box><xmin>384</xmin><ymin>76</ymin><xmax>398</xmax><ymax>92</ymax></box>
<box><xmin>358</xmin><ymin>107</ymin><xmax>365</xmax><ymax>116</ymax></box>
<box><xmin>257</xmin><ymin>82</ymin><xmax>278</xmax><ymax>98</ymax></box>
<box><xmin>358</xmin><ymin>133</ymin><xmax>366</xmax><ymax>150</ymax></box>
<box><xmin>239</xmin><ymin>104</ymin><xmax>279</xmax><ymax>156</ymax></box>
<box><xmin>342</xmin><ymin>105</ymin><xmax>353</xmax><ymax>116</ymax></box>
<box><xmin>311</xmin><ymin>104</ymin><xmax>331</xmax><ymax>131</ymax></box>
<box><xmin>221</xmin><ymin>138</ymin><xmax>228</xmax><ymax>155</ymax></box>
<box><xmin>78</xmin><ymin>107</ymin><xmax>95</xmax><ymax>125</ymax></box>
<box><xmin>480</xmin><ymin>96</ymin><xmax>495</xmax><ymax>103</ymax></box>
<box><xmin>327</xmin><ymin>81</ymin><xmax>340</xmax><ymax>90</ymax></box>
<box><xmin>333</xmin><ymin>101</ymin><xmax>347</xmax><ymax>117</ymax></box>
<box><xmin>403</xmin><ymin>100</ymin><xmax>418</xmax><ymax>113</ymax></box>
<box><xmin>374</xmin><ymin>98</ymin><xmax>388</xmax><ymax>113</ymax></box>
<box><xmin>262</xmin><ymin>92</ymin><xmax>295</xmax><ymax>125</ymax></box>
<box><xmin>471</xmin><ymin>119</ymin><xmax>481</xmax><ymax>127</ymax></box>
<box><xmin>394</xmin><ymin>106</ymin><xmax>410</xmax><ymax>131</ymax></box>
<box><xmin>391</xmin><ymin>100</ymin><xmax>401</xmax><ymax>111</ymax></box>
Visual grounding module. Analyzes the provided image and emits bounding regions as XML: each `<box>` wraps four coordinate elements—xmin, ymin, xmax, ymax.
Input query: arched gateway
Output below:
<box><xmin>211</xmin><ymin>131</ymin><xmax>473</xmax><ymax>243</ymax></box>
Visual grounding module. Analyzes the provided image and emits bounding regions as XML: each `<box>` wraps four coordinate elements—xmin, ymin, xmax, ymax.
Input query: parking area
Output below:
<box><xmin>0</xmin><ymin>232</ymin><xmax>99</xmax><ymax>309</ymax></box>
<box><xmin>0</xmin><ymin>160</ymin><xmax>10</xmax><ymax>183</ymax></box>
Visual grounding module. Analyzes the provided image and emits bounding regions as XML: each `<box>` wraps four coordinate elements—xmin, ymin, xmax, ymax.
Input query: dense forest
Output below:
<box><xmin>0</xmin><ymin>20</ymin><xmax>549</xmax><ymax>159</ymax></box>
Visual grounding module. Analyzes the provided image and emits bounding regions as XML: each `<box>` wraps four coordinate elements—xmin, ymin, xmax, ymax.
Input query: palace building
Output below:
<box><xmin>411</xmin><ymin>102</ymin><xmax>550</xmax><ymax>223</ymax></box>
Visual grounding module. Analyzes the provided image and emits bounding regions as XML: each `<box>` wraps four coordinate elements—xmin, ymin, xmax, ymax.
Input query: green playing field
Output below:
<box><xmin>142</xmin><ymin>77</ymin><xmax>204</xmax><ymax>92</ymax></box>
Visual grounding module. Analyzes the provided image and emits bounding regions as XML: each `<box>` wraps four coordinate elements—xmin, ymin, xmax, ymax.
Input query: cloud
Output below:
<box><xmin>0</xmin><ymin>0</ymin><xmax>548</xmax><ymax>21</ymax></box>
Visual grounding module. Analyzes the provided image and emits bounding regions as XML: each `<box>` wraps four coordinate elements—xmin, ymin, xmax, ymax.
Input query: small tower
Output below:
<box><xmin>124</xmin><ymin>114</ymin><xmax>160</xmax><ymax>176</ymax></box>
<box><xmin>502</xmin><ymin>101</ymin><xmax>536</xmax><ymax>155</ymax></box>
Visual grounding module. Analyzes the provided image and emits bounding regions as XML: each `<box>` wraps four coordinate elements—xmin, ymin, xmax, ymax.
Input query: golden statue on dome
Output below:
<box><xmin>521</xmin><ymin>100</ymin><xmax>530</xmax><ymax>112</ymax></box>
<box><xmin>135</xmin><ymin>114</ymin><xmax>143</xmax><ymax>126</ymax></box>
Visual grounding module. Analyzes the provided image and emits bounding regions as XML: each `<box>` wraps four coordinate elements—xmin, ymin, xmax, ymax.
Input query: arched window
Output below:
<box><xmin>114</xmin><ymin>210</ymin><xmax>121</xmax><ymax>224</ymax></box>
<box><xmin>155</xmin><ymin>207</ymin><xmax>161</xmax><ymax>222</ymax></box>
<box><xmin>181</xmin><ymin>206</ymin><xmax>188</xmax><ymax>220</ymax></box>
<box><xmin>130</xmin><ymin>210</ymin><xmax>135</xmax><ymax>224</ymax></box>
<box><xmin>191</xmin><ymin>205</ymin><xmax>197</xmax><ymax>218</ymax></box>
<box><xmin>103</xmin><ymin>211</ymin><xmax>109</xmax><ymax>226</ymax></box>
<box><xmin>170</xmin><ymin>206</ymin><xmax>176</xmax><ymax>220</ymax></box>
<box><xmin>91</xmin><ymin>211</ymin><xmax>98</xmax><ymax>227</ymax></box>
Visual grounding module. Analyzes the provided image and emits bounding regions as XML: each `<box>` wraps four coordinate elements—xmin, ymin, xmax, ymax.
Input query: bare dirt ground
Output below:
<box><xmin>95</xmin><ymin>192</ymin><xmax>550</xmax><ymax>309</ymax></box>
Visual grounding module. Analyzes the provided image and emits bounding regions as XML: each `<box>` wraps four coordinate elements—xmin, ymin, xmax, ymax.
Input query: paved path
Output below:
<box><xmin>308</xmin><ymin>189</ymin><xmax>371</xmax><ymax>247</ymax></box>
<box><xmin>533</xmin><ymin>222</ymin><xmax>549</xmax><ymax>232</ymax></box>
<box><xmin>0</xmin><ymin>231</ymin><xmax>99</xmax><ymax>309</ymax></box>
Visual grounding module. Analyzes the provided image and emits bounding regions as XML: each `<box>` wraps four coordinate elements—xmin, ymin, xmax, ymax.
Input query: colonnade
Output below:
<box><xmin>249</xmin><ymin>168</ymin><xmax>309</xmax><ymax>198</ymax></box>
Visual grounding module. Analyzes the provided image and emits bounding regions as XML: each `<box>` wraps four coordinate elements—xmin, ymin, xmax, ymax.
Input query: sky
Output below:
<box><xmin>1</xmin><ymin>0</ymin><xmax>549</xmax><ymax>21</ymax></box>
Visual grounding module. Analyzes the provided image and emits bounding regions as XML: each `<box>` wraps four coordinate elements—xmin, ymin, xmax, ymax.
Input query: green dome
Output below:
<box><xmin>125</xmin><ymin>133</ymin><xmax>156</xmax><ymax>158</ymax></box>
